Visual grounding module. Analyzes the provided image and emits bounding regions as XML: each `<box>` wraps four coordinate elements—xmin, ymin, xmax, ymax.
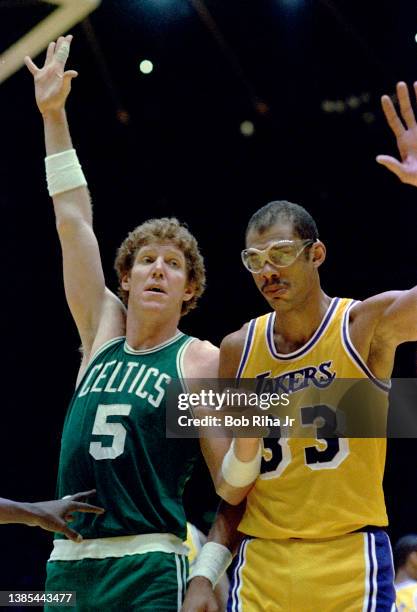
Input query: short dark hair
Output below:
<box><xmin>246</xmin><ymin>200</ymin><xmax>319</xmax><ymax>242</ymax></box>
<box><xmin>393</xmin><ymin>534</ymin><xmax>417</xmax><ymax>571</ymax></box>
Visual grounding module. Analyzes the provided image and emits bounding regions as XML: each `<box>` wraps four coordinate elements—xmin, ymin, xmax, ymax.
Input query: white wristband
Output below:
<box><xmin>189</xmin><ymin>542</ymin><xmax>233</xmax><ymax>587</ymax></box>
<box><xmin>221</xmin><ymin>438</ymin><xmax>262</xmax><ymax>487</ymax></box>
<box><xmin>45</xmin><ymin>148</ymin><xmax>87</xmax><ymax>197</ymax></box>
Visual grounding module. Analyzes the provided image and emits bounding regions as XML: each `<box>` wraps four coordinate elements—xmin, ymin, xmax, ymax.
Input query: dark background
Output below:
<box><xmin>0</xmin><ymin>0</ymin><xmax>416</xmax><ymax>592</ymax></box>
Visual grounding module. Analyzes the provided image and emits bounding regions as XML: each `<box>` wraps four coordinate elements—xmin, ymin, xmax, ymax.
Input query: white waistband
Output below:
<box><xmin>49</xmin><ymin>533</ymin><xmax>187</xmax><ymax>561</ymax></box>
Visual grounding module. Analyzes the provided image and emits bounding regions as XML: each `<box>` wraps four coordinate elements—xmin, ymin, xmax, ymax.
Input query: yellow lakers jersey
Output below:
<box><xmin>238</xmin><ymin>297</ymin><xmax>389</xmax><ymax>539</ymax></box>
<box><xmin>396</xmin><ymin>580</ymin><xmax>417</xmax><ymax>611</ymax></box>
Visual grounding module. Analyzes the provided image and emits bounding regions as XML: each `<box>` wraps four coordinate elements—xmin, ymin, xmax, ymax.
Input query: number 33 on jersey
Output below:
<box><xmin>237</xmin><ymin>297</ymin><xmax>389</xmax><ymax>540</ymax></box>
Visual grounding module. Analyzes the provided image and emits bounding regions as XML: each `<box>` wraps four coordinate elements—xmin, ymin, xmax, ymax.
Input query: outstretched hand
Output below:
<box><xmin>377</xmin><ymin>81</ymin><xmax>417</xmax><ymax>186</ymax></box>
<box><xmin>28</xmin><ymin>489</ymin><xmax>104</xmax><ymax>542</ymax></box>
<box><xmin>24</xmin><ymin>35</ymin><xmax>78</xmax><ymax>115</ymax></box>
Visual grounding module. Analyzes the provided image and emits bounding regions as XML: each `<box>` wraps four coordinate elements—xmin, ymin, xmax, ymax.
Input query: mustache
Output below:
<box><xmin>261</xmin><ymin>278</ymin><xmax>290</xmax><ymax>292</ymax></box>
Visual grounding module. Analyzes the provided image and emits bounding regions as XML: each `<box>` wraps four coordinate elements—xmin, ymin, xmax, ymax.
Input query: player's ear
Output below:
<box><xmin>311</xmin><ymin>240</ymin><xmax>326</xmax><ymax>268</ymax></box>
<box><xmin>183</xmin><ymin>281</ymin><xmax>196</xmax><ymax>303</ymax></box>
<box><xmin>121</xmin><ymin>272</ymin><xmax>131</xmax><ymax>291</ymax></box>
<box><xmin>410</xmin><ymin>550</ymin><xmax>417</xmax><ymax>567</ymax></box>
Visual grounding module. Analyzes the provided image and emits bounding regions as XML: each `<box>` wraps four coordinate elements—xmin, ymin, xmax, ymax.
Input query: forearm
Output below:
<box><xmin>43</xmin><ymin>109</ymin><xmax>92</xmax><ymax>227</ymax></box>
<box><xmin>186</xmin><ymin>501</ymin><xmax>243</xmax><ymax>597</ymax></box>
<box><xmin>207</xmin><ymin>499</ymin><xmax>245</xmax><ymax>554</ymax></box>
<box><xmin>43</xmin><ymin>109</ymin><xmax>72</xmax><ymax>155</ymax></box>
<box><xmin>234</xmin><ymin>437</ymin><xmax>262</xmax><ymax>461</ymax></box>
<box><xmin>0</xmin><ymin>498</ymin><xmax>37</xmax><ymax>526</ymax></box>
<box><xmin>216</xmin><ymin>438</ymin><xmax>262</xmax><ymax>504</ymax></box>
<box><xmin>201</xmin><ymin>436</ymin><xmax>261</xmax><ymax>505</ymax></box>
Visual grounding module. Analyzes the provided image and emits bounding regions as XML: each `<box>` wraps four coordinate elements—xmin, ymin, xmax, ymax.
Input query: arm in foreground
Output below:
<box><xmin>0</xmin><ymin>490</ymin><xmax>104</xmax><ymax>542</ymax></box>
<box><xmin>199</xmin><ymin>328</ymin><xmax>263</xmax><ymax>505</ymax></box>
<box><xmin>182</xmin><ymin>500</ymin><xmax>245</xmax><ymax>612</ymax></box>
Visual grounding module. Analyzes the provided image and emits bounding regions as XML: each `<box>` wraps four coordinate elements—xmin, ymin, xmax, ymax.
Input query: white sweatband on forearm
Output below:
<box><xmin>45</xmin><ymin>148</ymin><xmax>87</xmax><ymax>197</ymax></box>
<box><xmin>221</xmin><ymin>438</ymin><xmax>262</xmax><ymax>487</ymax></box>
<box><xmin>189</xmin><ymin>542</ymin><xmax>233</xmax><ymax>587</ymax></box>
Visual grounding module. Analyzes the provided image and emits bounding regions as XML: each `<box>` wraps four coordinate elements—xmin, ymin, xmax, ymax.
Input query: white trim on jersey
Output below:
<box><xmin>369</xmin><ymin>533</ymin><xmax>378</xmax><ymax>612</ymax></box>
<box><xmin>236</xmin><ymin>318</ymin><xmax>257</xmax><ymax>380</ymax></box>
<box><xmin>87</xmin><ymin>336</ymin><xmax>125</xmax><ymax>368</ymax></box>
<box><xmin>230</xmin><ymin>537</ymin><xmax>250</xmax><ymax>612</ymax></box>
<box><xmin>363</xmin><ymin>533</ymin><xmax>371</xmax><ymax>612</ymax></box>
<box><xmin>265</xmin><ymin>297</ymin><xmax>340</xmax><ymax>361</ymax></box>
<box><xmin>49</xmin><ymin>532</ymin><xmax>188</xmax><ymax>561</ymax></box>
<box><xmin>124</xmin><ymin>331</ymin><xmax>184</xmax><ymax>355</ymax></box>
<box><xmin>175</xmin><ymin>553</ymin><xmax>185</xmax><ymax>611</ymax></box>
<box><xmin>341</xmin><ymin>300</ymin><xmax>390</xmax><ymax>392</ymax></box>
<box><xmin>176</xmin><ymin>336</ymin><xmax>198</xmax><ymax>393</ymax></box>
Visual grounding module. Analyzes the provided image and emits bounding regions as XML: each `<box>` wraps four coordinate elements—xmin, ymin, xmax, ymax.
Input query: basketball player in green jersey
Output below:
<box><xmin>25</xmin><ymin>36</ymin><xmax>257</xmax><ymax>610</ymax></box>
<box><xmin>0</xmin><ymin>490</ymin><xmax>103</xmax><ymax>542</ymax></box>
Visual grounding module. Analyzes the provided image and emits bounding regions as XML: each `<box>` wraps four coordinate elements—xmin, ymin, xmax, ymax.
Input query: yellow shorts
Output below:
<box><xmin>228</xmin><ymin>530</ymin><xmax>395</xmax><ymax>611</ymax></box>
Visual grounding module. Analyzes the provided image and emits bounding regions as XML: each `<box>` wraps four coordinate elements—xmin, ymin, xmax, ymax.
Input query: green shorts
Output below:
<box><xmin>45</xmin><ymin>552</ymin><xmax>188</xmax><ymax>611</ymax></box>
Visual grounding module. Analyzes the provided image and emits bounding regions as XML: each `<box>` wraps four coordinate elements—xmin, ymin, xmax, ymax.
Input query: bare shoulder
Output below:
<box><xmin>349</xmin><ymin>291</ymin><xmax>403</xmax><ymax>341</ymax></box>
<box><xmin>349</xmin><ymin>291</ymin><xmax>405</xmax><ymax>377</ymax></box>
<box><xmin>220</xmin><ymin>323</ymin><xmax>250</xmax><ymax>353</ymax></box>
<box><xmin>219</xmin><ymin>323</ymin><xmax>250</xmax><ymax>378</ymax></box>
<box><xmin>350</xmin><ymin>291</ymin><xmax>402</xmax><ymax>322</ymax></box>
<box><xmin>183</xmin><ymin>339</ymin><xmax>219</xmax><ymax>378</ymax></box>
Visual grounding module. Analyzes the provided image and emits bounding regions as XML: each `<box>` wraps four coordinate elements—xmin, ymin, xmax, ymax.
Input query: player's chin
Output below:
<box><xmin>268</xmin><ymin>294</ymin><xmax>292</xmax><ymax>310</ymax></box>
<box><xmin>141</xmin><ymin>293</ymin><xmax>168</xmax><ymax>305</ymax></box>
<box><xmin>136</xmin><ymin>298</ymin><xmax>167</xmax><ymax>313</ymax></box>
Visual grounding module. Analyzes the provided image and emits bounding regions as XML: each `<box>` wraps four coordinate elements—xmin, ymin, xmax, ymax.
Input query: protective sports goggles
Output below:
<box><xmin>241</xmin><ymin>239</ymin><xmax>315</xmax><ymax>273</ymax></box>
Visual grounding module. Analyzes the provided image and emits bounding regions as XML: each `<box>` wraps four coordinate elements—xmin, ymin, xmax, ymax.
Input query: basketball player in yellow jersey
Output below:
<box><xmin>394</xmin><ymin>535</ymin><xmax>417</xmax><ymax>611</ymax></box>
<box><xmin>183</xmin><ymin>81</ymin><xmax>417</xmax><ymax>612</ymax></box>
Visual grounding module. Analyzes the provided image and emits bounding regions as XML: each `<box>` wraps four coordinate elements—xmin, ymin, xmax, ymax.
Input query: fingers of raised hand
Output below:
<box><xmin>63</xmin><ymin>70</ymin><xmax>78</xmax><ymax>85</ymax></box>
<box><xmin>376</xmin><ymin>155</ymin><xmax>404</xmax><ymax>179</ymax></box>
<box><xmin>54</xmin><ymin>35</ymin><xmax>73</xmax><ymax>69</ymax></box>
<box><xmin>24</xmin><ymin>55</ymin><xmax>39</xmax><ymax>75</ymax></box>
<box><xmin>396</xmin><ymin>81</ymin><xmax>417</xmax><ymax>129</ymax></box>
<box><xmin>45</xmin><ymin>41</ymin><xmax>56</xmax><ymax>64</ymax></box>
<box><xmin>381</xmin><ymin>94</ymin><xmax>404</xmax><ymax>138</ymax></box>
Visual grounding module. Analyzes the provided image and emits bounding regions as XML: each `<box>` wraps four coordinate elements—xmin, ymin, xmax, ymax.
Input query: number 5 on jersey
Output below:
<box><xmin>89</xmin><ymin>404</ymin><xmax>132</xmax><ymax>460</ymax></box>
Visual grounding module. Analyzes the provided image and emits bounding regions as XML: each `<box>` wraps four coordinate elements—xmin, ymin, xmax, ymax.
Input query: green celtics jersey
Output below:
<box><xmin>56</xmin><ymin>332</ymin><xmax>199</xmax><ymax>541</ymax></box>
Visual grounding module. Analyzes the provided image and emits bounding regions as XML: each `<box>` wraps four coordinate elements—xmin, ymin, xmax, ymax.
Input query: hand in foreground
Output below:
<box><xmin>181</xmin><ymin>577</ymin><xmax>219</xmax><ymax>612</ymax></box>
<box><xmin>26</xmin><ymin>489</ymin><xmax>104</xmax><ymax>542</ymax></box>
<box><xmin>24</xmin><ymin>35</ymin><xmax>78</xmax><ymax>115</ymax></box>
<box><xmin>377</xmin><ymin>81</ymin><xmax>417</xmax><ymax>186</ymax></box>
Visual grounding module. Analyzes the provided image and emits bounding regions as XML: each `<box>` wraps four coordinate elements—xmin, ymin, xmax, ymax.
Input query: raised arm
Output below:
<box><xmin>349</xmin><ymin>83</ymin><xmax>416</xmax><ymax>372</ymax></box>
<box><xmin>346</xmin><ymin>82</ymin><xmax>417</xmax><ymax>379</ymax></box>
<box><xmin>376</xmin><ymin>81</ymin><xmax>417</xmax><ymax>186</ymax></box>
<box><xmin>25</xmin><ymin>36</ymin><xmax>125</xmax><ymax>365</ymax></box>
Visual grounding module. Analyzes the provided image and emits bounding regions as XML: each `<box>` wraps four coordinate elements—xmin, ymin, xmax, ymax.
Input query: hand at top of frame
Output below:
<box><xmin>377</xmin><ymin>81</ymin><xmax>417</xmax><ymax>186</ymax></box>
<box><xmin>24</xmin><ymin>35</ymin><xmax>78</xmax><ymax>116</ymax></box>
